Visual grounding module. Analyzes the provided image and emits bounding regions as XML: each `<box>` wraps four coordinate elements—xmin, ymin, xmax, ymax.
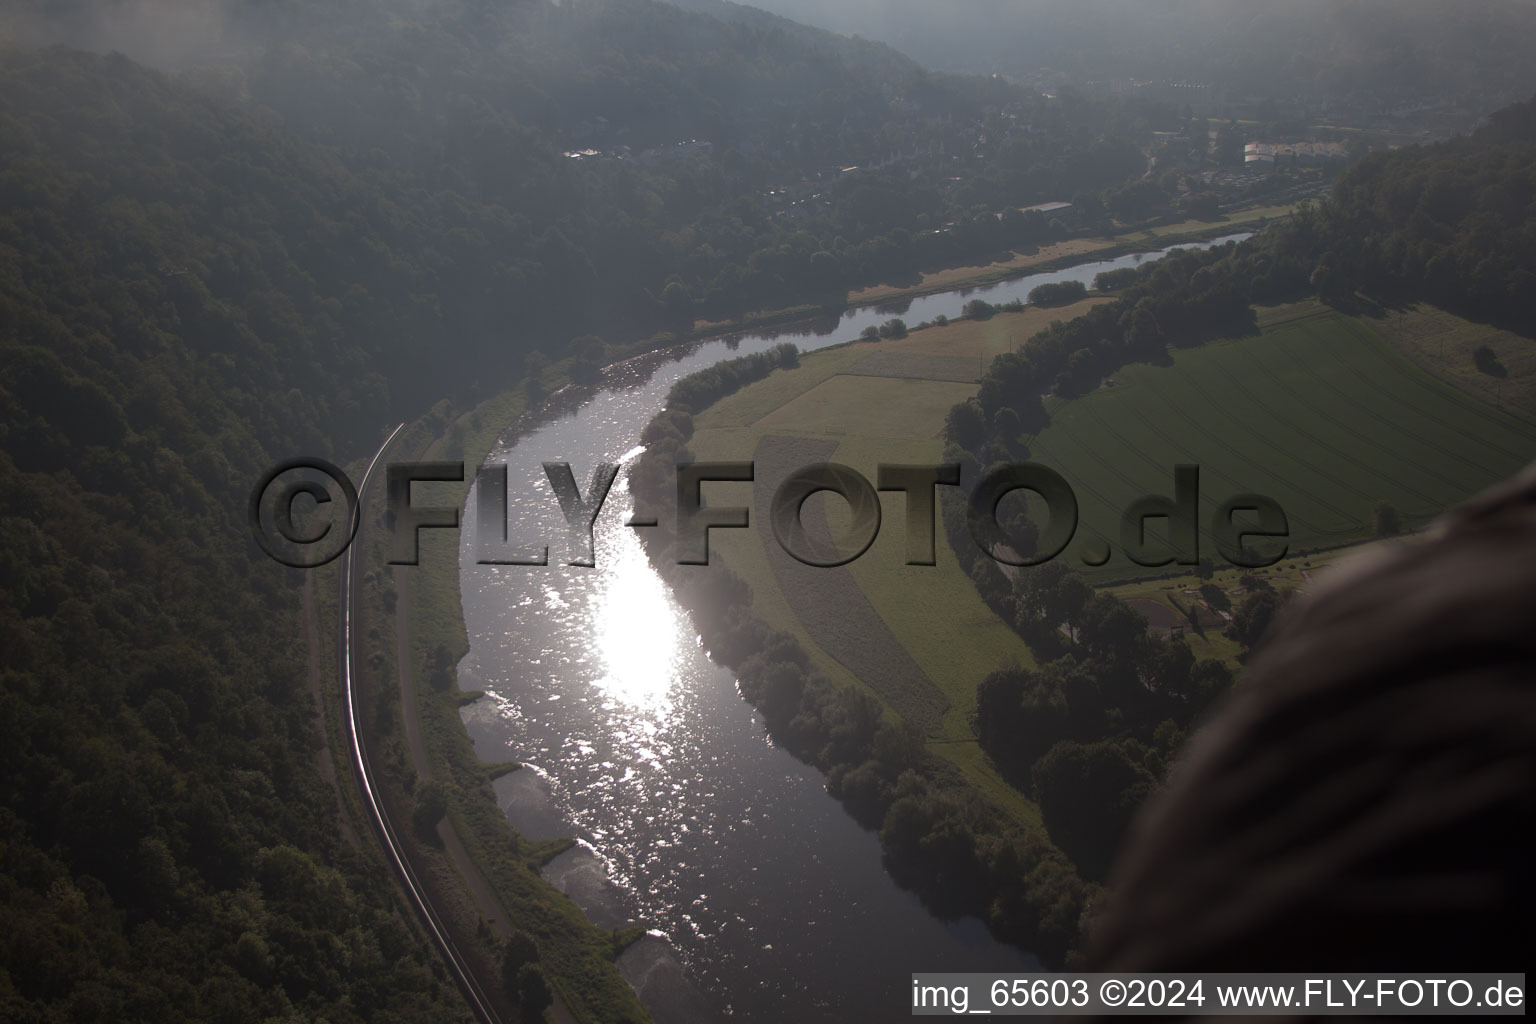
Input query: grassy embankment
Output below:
<box><xmin>311</xmin><ymin>363</ymin><xmax>653</xmax><ymax>1023</ymax></box>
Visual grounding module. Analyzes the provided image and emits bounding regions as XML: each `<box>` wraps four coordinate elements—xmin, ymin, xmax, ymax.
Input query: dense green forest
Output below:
<box><xmin>0</xmin><ymin>46</ymin><xmax>474</xmax><ymax>1024</ymax></box>
<box><xmin>1284</xmin><ymin>99</ymin><xmax>1536</xmax><ymax>334</ymax></box>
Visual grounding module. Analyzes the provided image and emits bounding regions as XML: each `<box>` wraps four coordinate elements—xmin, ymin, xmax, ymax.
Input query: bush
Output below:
<box><xmin>516</xmin><ymin>964</ymin><xmax>553</xmax><ymax>1018</ymax></box>
<box><xmin>411</xmin><ymin>780</ymin><xmax>448</xmax><ymax>845</ymax></box>
<box><xmin>1474</xmin><ymin>344</ymin><xmax>1508</xmax><ymax>377</ymax></box>
<box><xmin>1373</xmin><ymin>500</ymin><xmax>1401</xmax><ymax>537</ymax></box>
<box><xmin>1027</xmin><ymin>280</ymin><xmax>1089</xmax><ymax>307</ymax></box>
<box><xmin>664</xmin><ymin>343</ymin><xmax>798</xmax><ymax>413</ymax></box>
<box><xmin>1093</xmin><ymin>267</ymin><xmax>1140</xmax><ymax>291</ymax></box>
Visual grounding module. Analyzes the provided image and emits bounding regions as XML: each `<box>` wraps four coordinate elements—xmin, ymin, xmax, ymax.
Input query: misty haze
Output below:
<box><xmin>2</xmin><ymin>0</ymin><xmax>1532</xmax><ymax>1021</ymax></box>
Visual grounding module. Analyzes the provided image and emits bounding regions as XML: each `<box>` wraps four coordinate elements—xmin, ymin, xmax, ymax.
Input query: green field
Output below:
<box><xmin>681</xmin><ymin>296</ymin><xmax>1536</xmax><ymax>824</ymax></box>
<box><xmin>1131</xmin><ymin>202</ymin><xmax>1297</xmax><ymax>239</ymax></box>
<box><xmin>690</xmin><ymin>310</ymin><xmax>1128</xmax><ymax>825</ymax></box>
<box><xmin>1373</xmin><ymin>302</ymin><xmax>1536</xmax><ymax>418</ymax></box>
<box><xmin>755</xmin><ymin>375</ymin><xmax>976</xmax><ymax>438</ymax></box>
<box><xmin>1028</xmin><ymin>301</ymin><xmax>1536</xmax><ymax>583</ymax></box>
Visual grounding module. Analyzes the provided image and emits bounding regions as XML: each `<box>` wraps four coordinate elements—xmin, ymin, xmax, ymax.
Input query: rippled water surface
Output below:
<box><xmin>456</xmin><ymin>236</ymin><xmax>1249</xmax><ymax>1021</ymax></box>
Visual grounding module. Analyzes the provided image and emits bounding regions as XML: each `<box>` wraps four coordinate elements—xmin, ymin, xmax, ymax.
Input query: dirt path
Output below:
<box><xmin>392</xmin><ymin>567</ymin><xmax>523</xmax><ymax>937</ymax></box>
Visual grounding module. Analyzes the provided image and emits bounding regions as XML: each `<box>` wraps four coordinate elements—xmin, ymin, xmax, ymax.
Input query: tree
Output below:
<box><xmin>1310</xmin><ymin>252</ymin><xmax>1346</xmax><ymax>301</ymax></box>
<box><xmin>1146</xmin><ymin>638</ymin><xmax>1195</xmax><ymax>697</ymax></box>
<box><xmin>1028</xmin><ymin>280</ymin><xmax>1088</xmax><ymax>307</ymax></box>
<box><xmin>1215</xmin><ymin>127</ymin><xmax>1244</xmax><ymax>166</ymax></box>
<box><xmin>1077</xmin><ymin>594</ymin><xmax>1149</xmax><ymax>670</ymax></box>
<box><xmin>1094</xmin><ymin>267</ymin><xmax>1140</xmax><ymax>291</ymax></box>
<box><xmin>1012</xmin><ymin>562</ymin><xmax>1092</xmax><ymax>636</ymax></box>
<box><xmin>943</xmin><ymin>400</ymin><xmax>988</xmax><ymax>450</ymax></box>
<box><xmin>570</xmin><ymin>334</ymin><xmax>606</xmax><ymax>385</ymax></box>
<box><xmin>992</xmin><ymin>406</ymin><xmax>1022</xmax><ymax>446</ymax></box>
<box><xmin>411</xmin><ymin>780</ymin><xmax>448</xmax><ymax>844</ymax></box>
<box><xmin>1227</xmin><ymin>589</ymin><xmax>1285</xmax><ymax>652</ymax></box>
<box><xmin>428</xmin><ymin>643</ymin><xmax>454</xmax><ymax>692</ymax></box>
<box><xmin>1122</xmin><ymin>300</ymin><xmax>1165</xmax><ymax>361</ymax></box>
<box><xmin>1189</xmin><ymin>658</ymin><xmax>1233</xmax><ymax>706</ymax></box>
<box><xmin>1373</xmin><ymin>501</ymin><xmax>1401</xmax><ymax>537</ymax></box>
<box><xmin>501</xmin><ymin>932</ymin><xmax>541</xmax><ymax>994</ymax></box>
<box><xmin>1474</xmin><ymin>345</ymin><xmax>1508</xmax><ymax>377</ymax></box>
<box><xmin>660</xmin><ymin>280</ymin><xmax>693</xmax><ymax>327</ymax></box>
<box><xmin>1054</xmin><ymin>347</ymin><xmax>1100</xmax><ymax>397</ymax></box>
<box><xmin>1199</xmin><ymin>582</ymin><xmax>1230</xmax><ymax>612</ymax></box>
<box><xmin>516</xmin><ymin>963</ymin><xmax>554</xmax><ymax>1019</ymax></box>
<box><xmin>1032</xmin><ymin>739</ymin><xmax>1155</xmax><ymax>879</ymax></box>
<box><xmin>1181</xmin><ymin>193</ymin><xmax>1221</xmax><ymax>220</ymax></box>
<box><xmin>524</xmin><ymin>351</ymin><xmax>549</xmax><ymax>402</ymax></box>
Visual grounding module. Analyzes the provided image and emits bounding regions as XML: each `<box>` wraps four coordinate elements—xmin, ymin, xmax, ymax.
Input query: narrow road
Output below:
<box><xmin>337</xmin><ymin>423</ymin><xmax>506</xmax><ymax>1024</ymax></box>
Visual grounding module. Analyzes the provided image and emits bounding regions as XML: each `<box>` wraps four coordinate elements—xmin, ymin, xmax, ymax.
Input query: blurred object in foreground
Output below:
<box><xmin>1092</xmin><ymin>466</ymin><xmax>1536</xmax><ymax>971</ymax></box>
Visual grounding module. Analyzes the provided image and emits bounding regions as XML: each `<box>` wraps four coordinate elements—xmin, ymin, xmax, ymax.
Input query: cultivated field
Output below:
<box><xmin>1371</xmin><ymin>302</ymin><xmax>1536</xmax><ymax>419</ymax></box>
<box><xmin>1028</xmin><ymin>300</ymin><xmax>1536</xmax><ymax>584</ymax></box>
<box><xmin>687</xmin><ymin>310</ymin><xmax>1077</xmax><ymax>823</ymax></box>
<box><xmin>754</xmin><ymin>375</ymin><xmax>976</xmax><ymax>439</ymax></box>
<box><xmin>681</xmin><ymin>294</ymin><xmax>1536</xmax><ymax>820</ymax></box>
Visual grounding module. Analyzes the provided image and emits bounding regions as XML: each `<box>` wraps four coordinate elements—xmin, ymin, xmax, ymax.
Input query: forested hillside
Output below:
<box><xmin>0</xmin><ymin>45</ymin><xmax>476</xmax><ymax>1021</ymax></box>
<box><xmin>4</xmin><ymin>0</ymin><xmax>1163</xmax><ymax>357</ymax></box>
<box><xmin>1283</xmin><ymin>97</ymin><xmax>1536</xmax><ymax>332</ymax></box>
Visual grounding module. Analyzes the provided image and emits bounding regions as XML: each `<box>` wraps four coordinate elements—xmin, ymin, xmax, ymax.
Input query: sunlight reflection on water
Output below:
<box><xmin>592</xmin><ymin>507</ymin><xmax>683</xmax><ymax>712</ymax></box>
<box><xmin>455</xmin><ymin>235</ymin><xmax>1248</xmax><ymax>1021</ymax></box>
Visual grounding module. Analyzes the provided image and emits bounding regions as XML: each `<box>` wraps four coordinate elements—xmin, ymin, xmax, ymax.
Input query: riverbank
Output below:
<box><xmin>790</xmin><ymin>204</ymin><xmax>1296</xmax><ymax>313</ymax></box>
<box><xmin>331</xmin><ymin>222</ymin><xmax>1287</xmax><ymax>1016</ymax></box>
<box><xmin>325</xmin><ymin>385</ymin><xmax>653</xmax><ymax>1024</ymax></box>
<box><xmin>625</xmin><ymin>346</ymin><xmax>1095</xmax><ymax>967</ymax></box>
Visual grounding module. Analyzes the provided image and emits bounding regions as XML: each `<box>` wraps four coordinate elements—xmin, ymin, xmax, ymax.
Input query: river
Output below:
<box><xmin>454</xmin><ymin>234</ymin><xmax>1250</xmax><ymax>1022</ymax></box>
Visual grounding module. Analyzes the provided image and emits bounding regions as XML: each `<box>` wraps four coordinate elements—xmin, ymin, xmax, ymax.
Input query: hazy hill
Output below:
<box><xmin>728</xmin><ymin>0</ymin><xmax>1536</xmax><ymax>105</ymax></box>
